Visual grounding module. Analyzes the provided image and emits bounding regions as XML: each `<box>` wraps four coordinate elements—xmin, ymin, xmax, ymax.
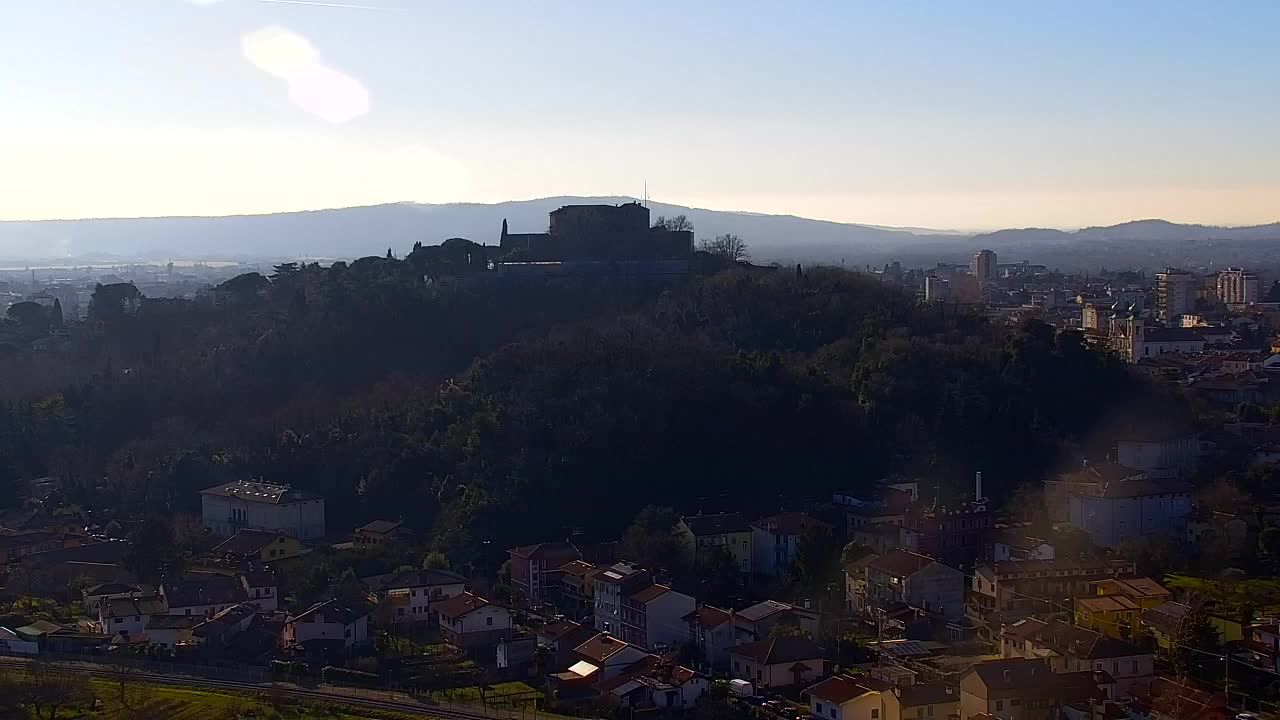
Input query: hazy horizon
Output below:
<box><xmin>4</xmin><ymin>1</ymin><xmax>1278</xmax><ymax>229</ymax></box>
<box><xmin>3</xmin><ymin>195</ymin><xmax>1278</xmax><ymax>239</ymax></box>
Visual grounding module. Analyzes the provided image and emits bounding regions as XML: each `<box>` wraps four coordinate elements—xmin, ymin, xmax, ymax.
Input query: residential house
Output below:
<box><xmin>882</xmin><ymin>679</ymin><xmax>960</xmax><ymax>720</ymax></box>
<box><xmin>1074</xmin><ymin>596</ymin><xmax>1142</xmax><ymax>641</ymax></box>
<box><xmin>434</xmin><ymin>592</ymin><xmax>512</xmax><ymax>651</ymax></box>
<box><xmin>192</xmin><ymin>602</ymin><xmax>260</xmax><ymax>649</ymax></box>
<box><xmin>592</xmin><ymin>656</ymin><xmax>709</xmax><ymax>711</ymax></box>
<box><xmin>283</xmin><ymin>599</ymin><xmax>369</xmax><ymax>652</ymax></box>
<box><xmin>853</xmin><ymin>524</ymin><xmax>922</xmax><ymax>557</ymax></box>
<box><xmin>734</xmin><ymin>600</ymin><xmax>821</xmax><ymax>642</ymax></box>
<box><xmin>855</xmin><ymin>550</ymin><xmax>965</xmax><ymax>621</ymax></box>
<box><xmin>594</xmin><ymin>562</ymin><xmax>652</xmax><ymax>637</ymax></box>
<box><xmin>1000</xmin><ymin>618</ymin><xmax>1154</xmax><ymax>694</ymax></box>
<box><xmin>200</xmin><ymin>480</ymin><xmax>326</xmax><ymax>540</ymax></box>
<box><xmin>354</xmin><ymin>520</ymin><xmax>410</xmax><ymax>549</ymax></box>
<box><xmin>537</xmin><ymin>619</ymin><xmax>602</xmax><ymax>673</ymax></box>
<box><xmin>241</xmin><ymin>570</ymin><xmax>280</xmax><ymax>613</ymax></box>
<box><xmin>728</xmin><ymin>635</ymin><xmax>824</xmax><ymax>689</ymax></box>
<box><xmin>909</xmin><ymin>502</ymin><xmax>992</xmax><ymax>566</ymax></box>
<box><xmin>990</xmin><ymin>531</ymin><xmax>1055</xmax><ymax>562</ymax></box>
<box><xmin>1115</xmin><ymin>433</ymin><xmax>1199</xmax><ymax>479</ymax></box>
<box><xmin>209</xmin><ymin>529</ymin><xmax>303</xmax><ymax>563</ymax></box>
<box><xmin>508</xmin><ymin>541</ymin><xmax>581</xmax><ymax>605</ymax></box>
<box><xmin>684</xmin><ymin>606</ymin><xmax>736</xmax><ymax>671</ymax></box>
<box><xmin>1142</xmin><ymin>602</ymin><xmax>1242</xmax><ymax>651</ymax></box>
<box><xmin>969</xmin><ymin>559</ymin><xmax>1137</xmax><ymax>629</ymax></box>
<box><xmin>751</xmin><ymin>512</ymin><xmax>831</xmax><ymax>577</ymax></box>
<box><xmin>0</xmin><ymin>627</ymin><xmax>38</xmax><ymax>655</ymax></box>
<box><xmin>161</xmin><ymin>575</ymin><xmax>248</xmax><ymax>618</ymax></box>
<box><xmin>98</xmin><ymin>595</ymin><xmax>167</xmax><ymax>640</ymax></box>
<box><xmin>677</xmin><ymin>513</ymin><xmax>753</xmax><ymax>575</ymax></box>
<box><xmin>1069</xmin><ymin>480</ymin><xmax>1193</xmax><ymax>547</ymax></box>
<box><xmin>959</xmin><ymin>659</ymin><xmax>1108</xmax><ymax>720</ymax></box>
<box><xmin>1243</xmin><ymin>623</ymin><xmax>1280</xmax><ymax>673</ymax></box>
<box><xmin>147</xmin><ymin>615</ymin><xmax>201</xmax><ymax>651</ymax></box>
<box><xmin>362</xmin><ymin>568</ymin><xmax>468</xmax><ymax>626</ymax></box>
<box><xmin>619</xmin><ymin>583</ymin><xmax>696</xmax><ymax>651</ymax></box>
<box><xmin>805</xmin><ymin>674</ymin><xmax>885</xmax><ymax>720</ymax></box>
<box><xmin>1076</xmin><ymin>577</ymin><xmax>1170</xmax><ymax>639</ymax></box>
<box><xmin>1044</xmin><ymin>463</ymin><xmax>1147</xmax><ymax>523</ymax></box>
<box><xmin>557</xmin><ymin>560</ymin><xmax>600</xmax><ymax>621</ymax></box>
<box><xmin>82</xmin><ymin>582</ymin><xmax>146</xmax><ymax>616</ymax></box>
<box><xmin>570</xmin><ymin>633</ymin><xmax>653</xmax><ymax>681</ymax></box>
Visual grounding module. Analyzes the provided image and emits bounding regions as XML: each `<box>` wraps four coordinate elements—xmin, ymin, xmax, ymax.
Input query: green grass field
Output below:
<box><xmin>1164</xmin><ymin>573</ymin><xmax>1280</xmax><ymax>614</ymax></box>
<box><xmin>4</xmin><ymin>674</ymin><xmax>434</xmax><ymax>720</ymax></box>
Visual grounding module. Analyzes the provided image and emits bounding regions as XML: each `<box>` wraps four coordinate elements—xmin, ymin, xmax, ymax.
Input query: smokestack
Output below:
<box><xmin>975</xmin><ymin>471</ymin><xmax>983</xmax><ymax>502</ymax></box>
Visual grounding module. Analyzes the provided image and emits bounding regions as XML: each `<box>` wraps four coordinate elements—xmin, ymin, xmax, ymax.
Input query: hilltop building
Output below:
<box><xmin>497</xmin><ymin>203</ymin><xmax>692</xmax><ymax>278</ymax></box>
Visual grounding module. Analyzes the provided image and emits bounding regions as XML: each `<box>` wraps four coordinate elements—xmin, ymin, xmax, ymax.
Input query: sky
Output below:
<box><xmin>1</xmin><ymin>0</ymin><xmax>1278</xmax><ymax>230</ymax></box>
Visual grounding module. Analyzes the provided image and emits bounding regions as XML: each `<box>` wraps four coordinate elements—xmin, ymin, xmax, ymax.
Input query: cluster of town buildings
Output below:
<box><xmin>1</xmin><ymin>433</ymin><xmax>1278</xmax><ymax>720</ymax></box>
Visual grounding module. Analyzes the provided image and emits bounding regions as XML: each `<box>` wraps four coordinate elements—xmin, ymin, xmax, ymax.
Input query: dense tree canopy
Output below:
<box><xmin>0</xmin><ymin>254</ymin><xmax>1186</xmax><ymax>569</ymax></box>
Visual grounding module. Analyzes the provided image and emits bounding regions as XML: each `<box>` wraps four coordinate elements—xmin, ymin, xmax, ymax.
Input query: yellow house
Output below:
<box><xmin>677</xmin><ymin>513</ymin><xmax>753</xmax><ymax>575</ymax></box>
<box><xmin>210</xmin><ymin>528</ymin><xmax>303</xmax><ymax>563</ymax></box>
<box><xmin>1075</xmin><ymin>595</ymin><xmax>1142</xmax><ymax>639</ymax></box>
<box><xmin>1093</xmin><ymin>577</ymin><xmax>1171</xmax><ymax>609</ymax></box>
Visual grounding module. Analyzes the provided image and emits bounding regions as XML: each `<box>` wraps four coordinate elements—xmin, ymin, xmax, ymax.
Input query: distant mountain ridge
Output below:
<box><xmin>2</xmin><ymin>197</ymin><xmax>1278</xmax><ymax>272</ymax></box>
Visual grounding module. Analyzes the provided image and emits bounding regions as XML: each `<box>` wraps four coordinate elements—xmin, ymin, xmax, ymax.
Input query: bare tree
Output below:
<box><xmin>698</xmin><ymin>233</ymin><xmax>750</xmax><ymax>262</ymax></box>
<box><xmin>653</xmin><ymin>214</ymin><xmax>694</xmax><ymax>232</ymax></box>
<box><xmin>21</xmin><ymin>661</ymin><xmax>95</xmax><ymax>720</ymax></box>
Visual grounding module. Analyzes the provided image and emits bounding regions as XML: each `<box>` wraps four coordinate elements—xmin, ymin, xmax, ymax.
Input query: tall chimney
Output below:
<box><xmin>975</xmin><ymin>471</ymin><xmax>983</xmax><ymax>502</ymax></box>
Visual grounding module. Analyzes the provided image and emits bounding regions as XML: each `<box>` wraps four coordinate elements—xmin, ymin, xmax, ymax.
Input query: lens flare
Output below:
<box><xmin>287</xmin><ymin>64</ymin><xmax>370</xmax><ymax>124</ymax></box>
<box><xmin>242</xmin><ymin>26</ymin><xmax>320</xmax><ymax>80</ymax></box>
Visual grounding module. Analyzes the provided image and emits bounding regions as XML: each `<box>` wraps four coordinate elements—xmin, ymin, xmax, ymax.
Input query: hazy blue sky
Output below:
<box><xmin>2</xmin><ymin>0</ymin><xmax>1277</xmax><ymax>229</ymax></box>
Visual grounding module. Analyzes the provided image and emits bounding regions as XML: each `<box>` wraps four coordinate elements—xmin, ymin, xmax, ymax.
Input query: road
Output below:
<box><xmin>0</xmin><ymin>656</ymin><xmax>545</xmax><ymax>720</ymax></box>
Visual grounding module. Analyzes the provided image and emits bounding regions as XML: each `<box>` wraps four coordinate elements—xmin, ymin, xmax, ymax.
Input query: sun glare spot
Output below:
<box><xmin>242</xmin><ymin>26</ymin><xmax>320</xmax><ymax>80</ymax></box>
<box><xmin>287</xmin><ymin>64</ymin><xmax>370</xmax><ymax>124</ymax></box>
<box><xmin>241</xmin><ymin>27</ymin><xmax>369</xmax><ymax>123</ymax></box>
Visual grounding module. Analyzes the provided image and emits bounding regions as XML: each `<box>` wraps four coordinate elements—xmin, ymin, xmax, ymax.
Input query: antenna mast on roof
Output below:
<box><xmin>643</xmin><ymin>181</ymin><xmax>647</xmax><ymax>208</ymax></box>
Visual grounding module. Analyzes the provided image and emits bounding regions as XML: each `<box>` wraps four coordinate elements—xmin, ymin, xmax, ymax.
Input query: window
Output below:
<box><xmin>871</xmin><ymin>710</ymin><xmax>879</xmax><ymax>719</ymax></box>
<box><xmin>1011</xmin><ymin>700</ymin><xmax>1021</xmax><ymax>707</ymax></box>
<box><xmin>816</xmin><ymin>703</ymin><xmax>824</xmax><ymax>714</ymax></box>
<box><xmin>134</xmin><ymin>615</ymin><xmax>140</xmax><ymax>621</ymax></box>
<box><xmin>927</xmin><ymin>706</ymin><xmax>934</xmax><ymax>717</ymax></box>
<box><xmin>114</xmin><ymin>617</ymin><xmax>122</xmax><ymax>624</ymax></box>
<box><xmin>995</xmin><ymin>701</ymin><xmax>1004</xmax><ymax>711</ymax></box>
<box><xmin>487</xmin><ymin>616</ymin><xmax>494</xmax><ymax>626</ymax></box>
<box><xmin>345</xmin><ymin>627</ymin><xmax>351</xmax><ymax>637</ymax></box>
<box><xmin>829</xmin><ymin>710</ymin><xmax>836</xmax><ymax>719</ymax></box>
<box><xmin>756</xmin><ymin>670</ymin><xmax>762</xmax><ymax>681</ymax></box>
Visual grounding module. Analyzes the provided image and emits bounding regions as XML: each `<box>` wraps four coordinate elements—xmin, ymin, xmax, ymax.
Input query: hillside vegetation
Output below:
<box><xmin>0</xmin><ymin>253</ymin><xmax>1179</xmax><ymax>568</ymax></box>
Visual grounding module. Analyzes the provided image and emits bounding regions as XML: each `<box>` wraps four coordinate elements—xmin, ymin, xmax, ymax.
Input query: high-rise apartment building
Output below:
<box><xmin>1155</xmin><ymin>268</ymin><xmax>1196</xmax><ymax>322</ymax></box>
<box><xmin>1216</xmin><ymin>267</ymin><xmax>1260</xmax><ymax>305</ymax></box>
<box><xmin>970</xmin><ymin>249</ymin><xmax>997</xmax><ymax>282</ymax></box>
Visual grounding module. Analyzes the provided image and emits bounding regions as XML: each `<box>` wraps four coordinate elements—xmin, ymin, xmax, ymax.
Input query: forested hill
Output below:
<box><xmin>0</xmin><ymin>253</ymin><xmax>1182</xmax><ymax>569</ymax></box>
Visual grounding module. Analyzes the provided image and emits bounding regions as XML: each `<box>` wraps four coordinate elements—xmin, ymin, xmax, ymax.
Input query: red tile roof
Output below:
<box><xmin>683</xmin><ymin>606</ymin><xmax>733</xmax><ymax>628</ymax></box>
<box><xmin>433</xmin><ymin>592</ymin><xmax>491</xmax><ymax>620</ymax></box>
<box><xmin>806</xmin><ymin>675</ymin><xmax>874</xmax><ymax>704</ymax></box>
<box><xmin>867</xmin><ymin>549</ymin><xmax>938</xmax><ymax>577</ymax></box>
<box><xmin>729</xmin><ymin>636</ymin><xmax>821</xmax><ymax>665</ymax></box>
<box><xmin>629</xmin><ymin>584</ymin><xmax>671</xmax><ymax>603</ymax></box>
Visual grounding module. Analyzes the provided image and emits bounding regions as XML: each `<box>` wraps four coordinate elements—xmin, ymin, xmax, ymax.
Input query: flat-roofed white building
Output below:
<box><xmin>200</xmin><ymin>480</ymin><xmax>326</xmax><ymax>540</ymax></box>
